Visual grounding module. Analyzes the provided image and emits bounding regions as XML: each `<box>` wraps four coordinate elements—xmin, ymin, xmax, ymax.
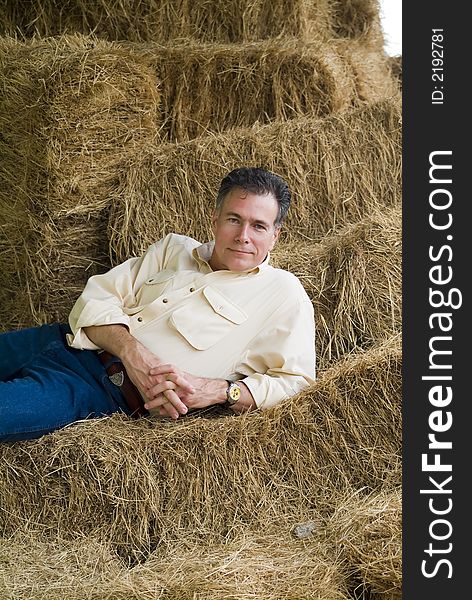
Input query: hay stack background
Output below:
<box><xmin>0</xmin><ymin>36</ymin><xmax>160</xmax><ymax>215</ymax></box>
<box><xmin>327</xmin><ymin>487</ymin><xmax>402</xmax><ymax>599</ymax></box>
<box><xmin>0</xmin><ymin>529</ymin><xmax>351</xmax><ymax>600</ymax></box>
<box><xmin>0</xmin><ymin>34</ymin><xmax>397</xmax><ymax>330</ymax></box>
<box><xmin>272</xmin><ymin>206</ymin><xmax>402</xmax><ymax>367</ymax></box>
<box><xmin>143</xmin><ymin>38</ymin><xmax>396</xmax><ymax>143</ymax></box>
<box><xmin>0</xmin><ymin>335</ymin><xmax>401</xmax><ymax>561</ymax></box>
<box><xmin>0</xmin><ymin>35</ymin><xmax>160</xmax><ymax>329</ymax></box>
<box><xmin>0</xmin><ymin>0</ymin><xmax>384</xmax><ymax>47</ymax></box>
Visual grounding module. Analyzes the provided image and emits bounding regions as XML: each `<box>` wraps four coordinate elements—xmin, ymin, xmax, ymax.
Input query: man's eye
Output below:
<box><xmin>254</xmin><ymin>224</ymin><xmax>266</xmax><ymax>231</ymax></box>
<box><xmin>228</xmin><ymin>218</ymin><xmax>239</xmax><ymax>223</ymax></box>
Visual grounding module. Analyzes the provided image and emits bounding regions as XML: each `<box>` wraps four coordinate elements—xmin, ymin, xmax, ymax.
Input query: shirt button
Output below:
<box><xmin>189</xmin><ymin>287</ymin><xmax>195</xmax><ymax>292</ymax></box>
<box><xmin>163</xmin><ymin>298</ymin><xmax>168</xmax><ymax>303</ymax></box>
<box><xmin>137</xmin><ymin>317</ymin><xmax>143</xmax><ymax>322</ymax></box>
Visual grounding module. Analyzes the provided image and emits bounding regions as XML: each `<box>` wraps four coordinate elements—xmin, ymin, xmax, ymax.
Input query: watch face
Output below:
<box><xmin>229</xmin><ymin>383</ymin><xmax>241</xmax><ymax>403</ymax></box>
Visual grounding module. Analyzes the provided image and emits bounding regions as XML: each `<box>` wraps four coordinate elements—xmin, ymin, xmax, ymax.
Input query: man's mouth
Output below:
<box><xmin>230</xmin><ymin>249</ymin><xmax>253</xmax><ymax>255</ymax></box>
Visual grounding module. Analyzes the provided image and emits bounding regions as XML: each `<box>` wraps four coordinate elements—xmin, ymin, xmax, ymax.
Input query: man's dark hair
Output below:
<box><xmin>216</xmin><ymin>167</ymin><xmax>291</xmax><ymax>227</ymax></box>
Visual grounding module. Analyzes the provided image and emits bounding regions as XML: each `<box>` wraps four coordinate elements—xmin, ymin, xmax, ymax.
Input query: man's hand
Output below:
<box><xmin>83</xmin><ymin>324</ymin><xmax>192</xmax><ymax>419</ymax></box>
<box><xmin>146</xmin><ymin>364</ymin><xmax>257</xmax><ymax>417</ymax></box>
<box><xmin>144</xmin><ymin>364</ymin><xmax>226</xmax><ymax>416</ymax></box>
<box><xmin>120</xmin><ymin>346</ymin><xmax>194</xmax><ymax>419</ymax></box>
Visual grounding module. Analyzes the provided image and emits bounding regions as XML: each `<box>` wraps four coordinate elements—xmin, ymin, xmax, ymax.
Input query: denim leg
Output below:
<box><xmin>0</xmin><ymin>323</ymin><xmax>66</xmax><ymax>380</ymax></box>
<box><xmin>0</xmin><ymin>323</ymin><xmax>130</xmax><ymax>442</ymax></box>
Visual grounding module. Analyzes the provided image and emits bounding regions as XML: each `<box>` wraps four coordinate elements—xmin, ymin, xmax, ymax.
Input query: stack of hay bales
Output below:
<box><xmin>0</xmin><ymin>1</ymin><xmax>402</xmax><ymax>598</ymax></box>
<box><xmin>0</xmin><ymin>2</ymin><xmax>398</xmax><ymax>329</ymax></box>
<box><xmin>0</xmin><ymin>35</ymin><xmax>160</xmax><ymax>328</ymax></box>
<box><xmin>0</xmin><ymin>334</ymin><xmax>401</xmax><ymax>588</ymax></box>
<box><xmin>1</xmin><ymin>0</ymin><xmax>384</xmax><ymax>47</ymax></box>
<box><xmin>141</xmin><ymin>38</ymin><xmax>396</xmax><ymax>141</ymax></box>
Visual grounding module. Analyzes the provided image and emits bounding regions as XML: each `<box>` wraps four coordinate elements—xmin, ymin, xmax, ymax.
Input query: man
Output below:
<box><xmin>0</xmin><ymin>167</ymin><xmax>315</xmax><ymax>441</ymax></box>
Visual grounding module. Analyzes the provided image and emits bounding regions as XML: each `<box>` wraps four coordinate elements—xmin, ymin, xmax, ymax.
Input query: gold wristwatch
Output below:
<box><xmin>225</xmin><ymin>380</ymin><xmax>242</xmax><ymax>405</ymax></box>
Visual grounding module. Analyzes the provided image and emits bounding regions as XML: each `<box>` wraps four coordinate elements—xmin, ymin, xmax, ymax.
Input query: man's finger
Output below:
<box><xmin>155</xmin><ymin>373</ymin><xmax>195</xmax><ymax>394</ymax></box>
<box><xmin>149</xmin><ymin>364</ymin><xmax>178</xmax><ymax>376</ymax></box>
<box><xmin>162</xmin><ymin>391</ymin><xmax>184</xmax><ymax>419</ymax></box>
<box><xmin>143</xmin><ymin>391</ymin><xmax>171</xmax><ymax>408</ymax></box>
<box><xmin>144</xmin><ymin>388</ymin><xmax>188</xmax><ymax>416</ymax></box>
<box><xmin>158</xmin><ymin>403</ymin><xmax>178</xmax><ymax>419</ymax></box>
<box><xmin>147</xmin><ymin>379</ymin><xmax>178</xmax><ymax>399</ymax></box>
<box><xmin>148</xmin><ymin>370</ymin><xmax>195</xmax><ymax>394</ymax></box>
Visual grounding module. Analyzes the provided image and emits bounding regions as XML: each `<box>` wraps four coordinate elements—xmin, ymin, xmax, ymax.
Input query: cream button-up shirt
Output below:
<box><xmin>68</xmin><ymin>234</ymin><xmax>316</xmax><ymax>409</ymax></box>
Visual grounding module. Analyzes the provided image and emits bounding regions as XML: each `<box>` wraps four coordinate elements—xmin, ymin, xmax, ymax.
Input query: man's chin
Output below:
<box><xmin>226</xmin><ymin>256</ymin><xmax>257</xmax><ymax>272</ymax></box>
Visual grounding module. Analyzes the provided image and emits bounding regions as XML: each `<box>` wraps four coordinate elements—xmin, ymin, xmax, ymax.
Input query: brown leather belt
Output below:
<box><xmin>98</xmin><ymin>351</ymin><xmax>149</xmax><ymax>418</ymax></box>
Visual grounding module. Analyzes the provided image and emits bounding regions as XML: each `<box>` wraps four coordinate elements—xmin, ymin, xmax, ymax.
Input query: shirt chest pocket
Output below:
<box><xmin>169</xmin><ymin>286</ymin><xmax>247</xmax><ymax>350</ymax></box>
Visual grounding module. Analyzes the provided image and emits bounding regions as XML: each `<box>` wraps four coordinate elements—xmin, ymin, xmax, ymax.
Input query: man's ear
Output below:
<box><xmin>211</xmin><ymin>211</ymin><xmax>218</xmax><ymax>235</ymax></box>
<box><xmin>270</xmin><ymin>225</ymin><xmax>281</xmax><ymax>250</ymax></box>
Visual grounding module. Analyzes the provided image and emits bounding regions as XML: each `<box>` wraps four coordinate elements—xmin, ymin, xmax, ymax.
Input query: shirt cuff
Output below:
<box><xmin>242</xmin><ymin>373</ymin><xmax>314</xmax><ymax>410</ymax></box>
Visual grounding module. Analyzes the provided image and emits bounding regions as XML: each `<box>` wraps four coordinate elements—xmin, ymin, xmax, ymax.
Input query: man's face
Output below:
<box><xmin>209</xmin><ymin>187</ymin><xmax>281</xmax><ymax>272</ymax></box>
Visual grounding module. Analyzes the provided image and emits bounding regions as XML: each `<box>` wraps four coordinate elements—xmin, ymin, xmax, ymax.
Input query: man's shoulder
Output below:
<box><xmin>264</xmin><ymin>264</ymin><xmax>309</xmax><ymax>298</ymax></box>
<box><xmin>152</xmin><ymin>232</ymin><xmax>200</xmax><ymax>249</ymax></box>
<box><xmin>139</xmin><ymin>233</ymin><xmax>202</xmax><ymax>272</ymax></box>
<box><xmin>147</xmin><ymin>233</ymin><xmax>201</xmax><ymax>257</ymax></box>
<box><xmin>266</xmin><ymin>264</ymin><xmax>302</xmax><ymax>284</ymax></box>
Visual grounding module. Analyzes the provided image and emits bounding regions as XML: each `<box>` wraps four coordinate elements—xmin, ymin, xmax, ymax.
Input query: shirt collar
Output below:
<box><xmin>193</xmin><ymin>240</ymin><xmax>271</xmax><ymax>274</ymax></box>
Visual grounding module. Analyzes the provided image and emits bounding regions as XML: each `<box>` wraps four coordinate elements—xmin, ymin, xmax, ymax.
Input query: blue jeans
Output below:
<box><xmin>0</xmin><ymin>323</ymin><xmax>131</xmax><ymax>441</ymax></box>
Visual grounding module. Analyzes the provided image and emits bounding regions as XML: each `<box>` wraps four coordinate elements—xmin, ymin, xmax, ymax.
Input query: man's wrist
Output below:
<box><xmin>208</xmin><ymin>378</ymin><xmax>229</xmax><ymax>404</ymax></box>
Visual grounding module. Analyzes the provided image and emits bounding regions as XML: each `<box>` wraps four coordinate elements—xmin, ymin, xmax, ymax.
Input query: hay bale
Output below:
<box><xmin>108</xmin><ymin>97</ymin><xmax>401</xmax><ymax>262</ymax></box>
<box><xmin>0</xmin><ymin>213</ymin><xmax>111</xmax><ymax>331</ymax></box>
<box><xmin>0</xmin><ymin>35</ymin><xmax>159</xmax><ymax>329</ymax></box>
<box><xmin>144</xmin><ymin>37</ymin><xmax>396</xmax><ymax>143</ymax></box>
<box><xmin>271</xmin><ymin>206</ymin><xmax>402</xmax><ymax>367</ymax></box>
<box><xmin>0</xmin><ymin>0</ymin><xmax>384</xmax><ymax>46</ymax></box>
<box><xmin>298</xmin><ymin>335</ymin><xmax>402</xmax><ymax>494</ymax></box>
<box><xmin>327</xmin><ymin>487</ymin><xmax>402</xmax><ymax>598</ymax></box>
<box><xmin>0</xmin><ymin>336</ymin><xmax>401</xmax><ymax>559</ymax></box>
<box><xmin>0</xmin><ymin>35</ymin><xmax>159</xmax><ymax>215</ymax></box>
<box><xmin>0</xmin><ymin>530</ymin><xmax>350</xmax><ymax>599</ymax></box>
<box><xmin>0</xmin><ymin>535</ymin><xmax>123</xmax><ymax>600</ymax></box>
<box><xmin>136</xmin><ymin>534</ymin><xmax>349</xmax><ymax>600</ymax></box>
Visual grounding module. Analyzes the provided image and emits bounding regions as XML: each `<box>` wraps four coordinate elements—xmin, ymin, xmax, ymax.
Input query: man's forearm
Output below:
<box><xmin>82</xmin><ymin>323</ymin><xmax>145</xmax><ymax>363</ymax></box>
<box><xmin>147</xmin><ymin>366</ymin><xmax>257</xmax><ymax>414</ymax></box>
<box><xmin>84</xmin><ymin>325</ymin><xmax>256</xmax><ymax>416</ymax></box>
<box><xmin>184</xmin><ymin>377</ymin><xmax>256</xmax><ymax>413</ymax></box>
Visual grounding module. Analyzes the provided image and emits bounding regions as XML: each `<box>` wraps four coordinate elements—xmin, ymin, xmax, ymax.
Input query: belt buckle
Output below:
<box><xmin>109</xmin><ymin>371</ymin><xmax>124</xmax><ymax>387</ymax></box>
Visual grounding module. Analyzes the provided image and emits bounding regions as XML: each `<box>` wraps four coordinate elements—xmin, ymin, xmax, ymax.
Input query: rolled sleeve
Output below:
<box><xmin>67</xmin><ymin>298</ymin><xmax>132</xmax><ymax>350</ymax></box>
<box><xmin>240</xmin><ymin>298</ymin><xmax>316</xmax><ymax>410</ymax></box>
<box><xmin>67</xmin><ymin>237</ymin><xmax>170</xmax><ymax>350</ymax></box>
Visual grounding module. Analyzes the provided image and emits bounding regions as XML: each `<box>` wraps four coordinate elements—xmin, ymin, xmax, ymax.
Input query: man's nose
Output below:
<box><xmin>235</xmin><ymin>223</ymin><xmax>251</xmax><ymax>243</ymax></box>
